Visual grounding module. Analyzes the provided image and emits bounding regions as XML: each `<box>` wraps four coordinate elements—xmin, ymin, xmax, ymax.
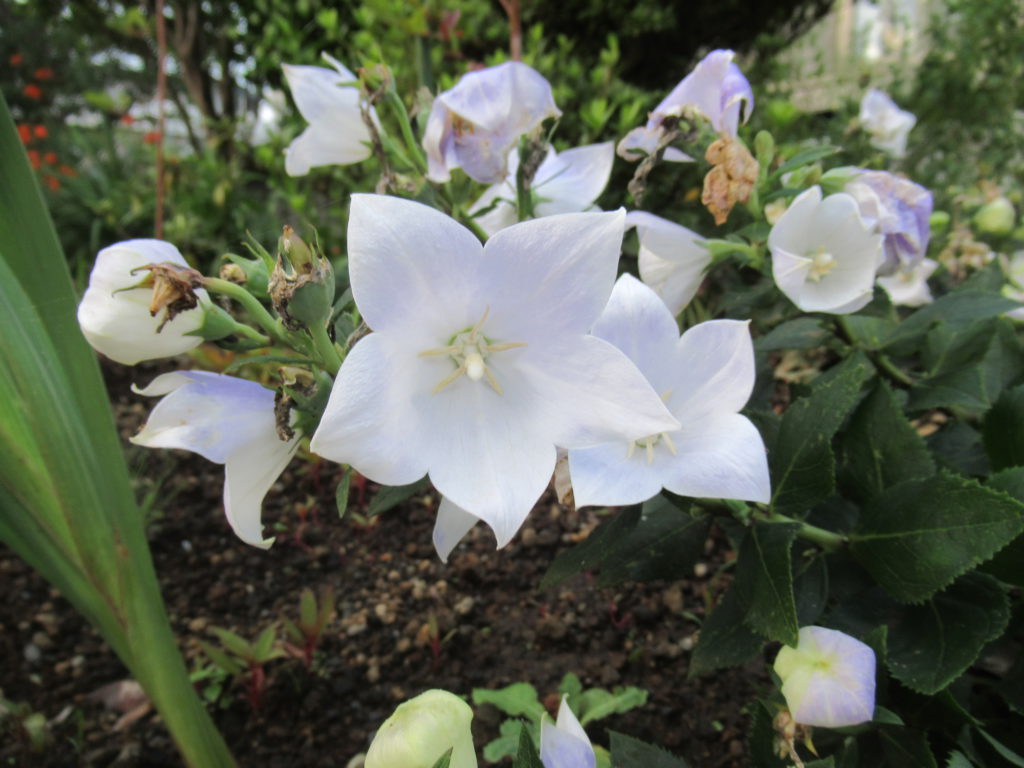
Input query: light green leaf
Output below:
<box><xmin>578</xmin><ymin>686</ymin><xmax>648</xmax><ymax>726</ymax></box>
<box><xmin>472</xmin><ymin>683</ymin><xmax>545</xmax><ymax>720</ymax></box>
<box><xmin>429</xmin><ymin>747</ymin><xmax>453</xmax><ymax>768</ymax></box>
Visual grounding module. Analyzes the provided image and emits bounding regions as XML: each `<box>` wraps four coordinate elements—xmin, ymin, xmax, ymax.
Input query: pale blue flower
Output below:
<box><xmin>843</xmin><ymin>169</ymin><xmax>933</xmax><ymax>275</ymax></box>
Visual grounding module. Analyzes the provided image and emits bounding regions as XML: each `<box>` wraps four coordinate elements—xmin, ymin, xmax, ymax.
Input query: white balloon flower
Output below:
<box><xmin>469</xmin><ymin>142</ymin><xmax>615</xmax><ymax>236</ymax></box>
<box><xmin>281</xmin><ymin>53</ymin><xmax>373</xmax><ymax>176</ymax></box>
<box><xmin>77</xmin><ymin>239</ymin><xmax>208</xmax><ymax>365</ymax></box>
<box><xmin>365</xmin><ymin>689</ymin><xmax>477</xmax><ymax>768</ymax></box>
<box><xmin>618</xmin><ymin>49</ymin><xmax>753</xmax><ymax>162</ymax></box>
<box><xmin>626</xmin><ymin>210</ymin><xmax>710</xmax><ymax>316</ymax></box>
<box><xmin>131</xmin><ymin>371</ymin><xmax>301</xmax><ymax>548</ymax></box>
<box><xmin>774</xmin><ymin>626</ymin><xmax>877</xmax><ymax>728</ymax></box>
<box><xmin>423</xmin><ymin>61</ymin><xmax>561</xmax><ymax>184</ymax></box>
<box><xmin>859</xmin><ymin>88</ymin><xmax>916</xmax><ymax>159</ymax></box>
<box><xmin>310</xmin><ymin>195</ymin><xmax>679</xmax><ymax>550</ymax></box>
<box><xmin>769</xmin><ymin>186</ymin><xmax>883</xmax><ymax>315</ymax></box>
<box><xmin>540</xmin><ymin>696</ymin><xmax>595</xmax><ymax>768</ymax></box>
<box><xmin>877</xmin><ymin>258</ymin><xmax>938</xmax><ymax>307</ymax></box>
<box><xmin>568</xmin><ymin>274</ymin><xmax>770</xmax><ymax>509</ymax></box>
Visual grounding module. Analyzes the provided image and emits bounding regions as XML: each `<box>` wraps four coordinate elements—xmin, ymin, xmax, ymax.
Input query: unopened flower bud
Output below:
<box><xmin>929</xmin><ymin>210</ymin><xmax>951</xmax><ymax>235</ymax></box>
<box><xmin>279</xmin><ymin>225</ymin><xmax>315</xmax><ymax>273</ymax></box>
<box><xmin>974</xmin><ymin>197</ymin><xmax>1016</xmax><ymax>236</ymax></box>
<box><xmin>269</xmin><ymin>226</ymin><xmax>336</xmax><ymax>330</ymax></box>
<box><xmin>365</xmin><ymin>689</ymin><xmax>477</xmax><ymax>768</ymax></box>
<box><xmin>221</xmin><ymin>253</ymin><xmax>271</xmax><ymax>299</ymax></box>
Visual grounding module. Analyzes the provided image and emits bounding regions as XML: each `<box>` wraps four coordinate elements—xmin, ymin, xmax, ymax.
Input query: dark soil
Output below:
<box><xmin>0</xmin><ymin>360</ymin><xmax>769</xmax><ymax>767</ymax></box>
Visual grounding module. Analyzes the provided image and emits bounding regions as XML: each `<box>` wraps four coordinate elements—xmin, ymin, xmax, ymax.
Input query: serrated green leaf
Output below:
<box><xmin>842</xmin><ymin>315</ymin><xmax>898</xmax><ymax>350</ymax></box>
<box><xmin>983</xmin><ymin>385</ymin><xmax>1024</xmax><ymax>470</ymax></box>
<box><xmin>927</xmin><ymin>421</ymin><xmax>991</xmax><ymax>477</ymax></box>
<box><xmin>609</xmin><ymin>731</ymin><xmax>690</xmax><ymax>768</ymax></box>
<box><xmin>472</xmin><ymin>683</ymin><xmax>545</xmax><ymax>720</ymax></box>
<box><xmin>366</xmin><ymin>478</ymin><xmax>429</xmax><ymax>517</ymax></box>
<box><xmin>597</xmin><ymin>497</ymin><xmax>711</xmax><ymax>587</ymax></box>
<box><xmin>756</xmin><ymin>317</ymin><xmax>828</xmax><ymax>351</ymax></box>
<box><xmin>334</xmin><ymin>468</ymin><xmax>352</xmax><ymax>519</ymax></box>
<box><xmin>578</xmin><ymin>686</ymin><xmax>647</xmax><ymax>726</ymax></box>
<box><xmin>688</xmin><ymin>586</ymin><xmax>764</xmax><ymax>677</ymax></box>
<box><xmin>512</xmin><ymin>723</ymin><xmax>545</xmax><ymax>768</ymax></box>
<box><xmin>981</xmin><ymin>468</ymin><xmax>1024</xmax><ymax>586</ymax></box>
<box><xmin>887</xmin><ymin>573</ymin><xmax>1009</xmax><ymax>694</ymax></box>
<box><xmin>429</xmin><ymin>747</ymin><xmax>453</xmax><ymax>768</ymax></box>
<box><xmin>541</xmin><ymin>507</ymin><xmax>640</xmax><ymax>588</ymax></box>
<box><xmin>883</xmin><ymin>291</ymin><xmax>1020</xmax><ymax>354</ymax></box>
<box><xmin>841</xmin><ymin>382</ymin><xmax>936</xmax><ymax>501</ymax></box>
<box><xmin>735</xmin><ymin>521</ymin><xmax>800</xmax><ymax>645</ymax></box>
<box><xmin>483</xmin><ymin>720</ymin><xmax>527</xmax><ymax>762</ymax></box>
<box><xmin>770</xmin><ymin>360</ymin><xmax>869</xmax><ymax>514</ymax></box>
<box><xmin>947</xmin><ymin>751</ymin><xmax>975</xmax><ymax>768</ymax></box>
<box><xmin>851</xmin><ymin>473</ymin><xmax>1024</xmax><ymax>602</ymax></box>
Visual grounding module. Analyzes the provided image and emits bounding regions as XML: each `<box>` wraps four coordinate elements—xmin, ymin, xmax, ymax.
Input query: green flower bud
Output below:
<box><xmin>269</xmin><ymin>226</ymin><xmax>336</xmax><ymax>330</ymax></box>
<box><xmin>221</xmin><ymin>254</ymin><xmax>271</xmax><ymax>300</ymax></box>
<box><xmin>974</xmin><ymin>197</ymin><xmax>1016</xmax><ymax>236</ymax></box>
<box><xmin>929</xmin><ymin>210</ymin><xmax>951</xmax><ymax>235</ymax></box>
<box><xmin>366</xmin><ymin>690</ymin><xmax>476</xmax><ymax>768</ymax></box>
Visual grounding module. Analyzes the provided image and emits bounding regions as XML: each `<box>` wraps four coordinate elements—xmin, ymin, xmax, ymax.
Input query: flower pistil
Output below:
<box><xmin>419</xmin><ymin>306</ymin><xmax>526</xmax><ymax>395</ymax></box>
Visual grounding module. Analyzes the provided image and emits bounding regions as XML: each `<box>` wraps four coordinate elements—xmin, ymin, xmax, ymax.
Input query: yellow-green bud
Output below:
<box><xmin>974</xmin><ymin>197</ymin><xmax>1016</xmax><ymax>236</ymax></box>
<box><xmin>365</xmin><ymin>690</ymin><xmax>477</xmax><ymax>768</ymax></box>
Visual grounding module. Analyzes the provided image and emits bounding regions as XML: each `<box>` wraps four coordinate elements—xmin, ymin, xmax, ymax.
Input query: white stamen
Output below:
<box><xmin>465</xmin><ymin>352</ymin><xmax>485</xmax><ymax>381</ymax></box>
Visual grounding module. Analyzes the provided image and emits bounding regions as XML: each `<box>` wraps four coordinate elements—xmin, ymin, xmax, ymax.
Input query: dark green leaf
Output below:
<box><xmin>947</xmin><ymin>751</ymin><xmax>974</xmax><ymax>768</ymax></box>
<box><xmin>927</xmin><ymin>421</ymin><xmax>991</xmax><ymax>477</ymax></box>
<box><xmin>983</xmin><ymin>385</ymin><xmax>1024</xmax><ymax>470</ymax></box>
<box><xmin>887</xmin><ymin>573</ymin><xmax>1010</xmax><ymax>694</ymax></box>
<box><xmin>883</xmin><ymin>291</ymin><xmax>1020</xmax><ymax>354</ymax></box>
<box><xmin>512</xmin><ymin>723</ymin><xmax>545</xmax><ymax>768</ymax></box>
<box><xmin>429</xmin><ymin>747</ymin><xmax>453</xmax><ymax>768</ymax></box>
<box><xmin>794</xmin><ymin>555</ymin><xmax>829</xmax><ymax>626</ymax></box>
<box><xmin>975</xmin><ymin>728</ymin><xmax>1024</xmax><ymax>768</ymax></box>
<box><xmin>598</xmin><ymin>497</ymin><xmax>711</xmax><ymax>587</ymax></box>
<box><xmin>981</xmin><ymin>468</ymin><xmax>1024</xmax><ymax>586</ymax></box>
<box><xmin>688</xmin><ymin>586</ymin><xmax>764</xmax><ymax>677</ymax></box>
<box><xmin>841</xmin><ymin>382</ymin><xmax>935</xmax><ymax>501</ymax></box>
<box><xmin>748</xmin><ymin>701</ymin><xmax>789</xmax><ymax>768</ymax></box>
<box><xmin>841</xmin><ymin>315</ymin><xmax>898</xmax><ymax>350</ymax></box>
<box><xmin>771</xmin><ymin>360</ymin><xmax>870</xmax><ymax>514</ymax></box>
<box><xmin>366</xmin><ymin>478</ymin><xmax>429</xmax><ymax>517</ymax></box>
<box><xmin>879</xmin><ymin>728</ymin><xmax>937</xmax><ymax>768</ymax></box>
<box><xmin>334</xmin><ymin>468</ymin><xmax>351</xmax><ymax>519</ymax></box>
<box><xmin>541</xmin><ymin>507</ymin><xmax>641</xmax><ymax>588</ymax></box>
<box><xmin>735</xmin><ymin>522</ymin><xmax>800</xmax><ymax>645</ymax></box>
<box><xmin>609</xmin><ymin>731</ymin><xmax>690</xmax><ymax>768</ymax></box>
<box><xmin>755</xmin><ymin>318</ymin><xmax>828</xmax><ymax>351</ymax></box>
<box><xmin>851</xmin><ymin>474</ymin><xmax>1024</xmax><ymax>602</ymax></box>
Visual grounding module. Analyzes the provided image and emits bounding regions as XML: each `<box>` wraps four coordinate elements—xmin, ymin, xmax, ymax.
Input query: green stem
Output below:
<box><xmin>455</xmin><ymin>204</ymin><xmax>489</xmax><ymax>242</ymax></box>
<box><xmin>384</xmin><ymin>88</ymin><xmax>427</xmax><ymax>175</ymax></box>
<box><xmin>309</xmin><ymin>323</ymin><xmax>342</xmax><ymax>375</ymax></box>
<box><xmin>203</xmin><ymin>277</ymin><xmax>287</xmax><ymax>343</ymax></box>
<box><xmin>227</xmin><ymin>318</ymin><xmax>270</xmax><ymax>345</ymax></box>
<box><xmin>835</xmin><ymin>316</ymin><xmax>915</xmax><ymax>387</ymax></box>
<box><xmin>764</xmin><ymin>511</ymin><xmax>847</xmax><ymax>552</ymax></box>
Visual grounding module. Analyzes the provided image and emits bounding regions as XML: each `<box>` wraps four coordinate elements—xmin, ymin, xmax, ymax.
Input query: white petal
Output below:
<box><xmin>346</xmin><ymin>195</ymin><xmax>485</xmax><ymax>340</ymax></box>
<box><xmin>590</xmin><ymin>273</ymin><xmax>681</xmax><ymax>394</ymax></box>
<box><xmin>668</xmin><ymin>319</ymin><xmax>755</xmax><ymax>421</ymax></box>
<box><xmin>467</xmin><ymin>174</ymin><xmax>518</xmax><ymax>237</ymax></box>
<box><xmin>877</xmin><ymin>258</ymin><xmax>937</xmax><ymax>307</ymax></box>
<box><xmin>616</xmin><ymin>126</ymin><xmax>661</xmax><ymax>161</ymax></box>
<box><xmin>768</xmin><ymin>186</ymin><xmax>823</xmax><ymax>257</ymax></box>
<box><xmin>662</xmin><ymin>413</ymin><xmax>770</xmax><ymax>503</ymax></box>
<box><xmin>282</xmin><ymin>62</ymin><xmax>358</xmax><ymax>124</ymax></box>
<box><xmin>423</xmin><ymin>101</ymin><xmax>456</xmax><ymax>183</ymax></box>
<box><xmin>533</xmin><ymin>142</ymin><xmax>615</xmax><ymax>217</ymax></box>
<box><xmin>224</xmin><ymin>432</ymin><xmax>300</xmax><ymax>548</ymax></box>
<box><xmin>480</xmin><ymin>210</ymin><xmax>626</xmax><ymax>341</ymax></box>
<box><xmin>433</xmin><ymin>498</ymin><xmax>480</xmax><ymax>563</ymax></box>
<box><xmin>627</xmin><ymin>210</ymin><xmax>710</xmax><ymax>315</ymax></box>
<box><xmin>284</xmin><ymin>118</ymin><xmax>372</xmax><ymax>176</ymax></box>
<box><xmin>569</xmin><ymin>440</ymin><xmax>664</xmax><ymax>508</ymax></box>
<box><xmin>541</xmin><ymin>699</ymin><xmax>595</xmax><ymax>768</ymax></box>
<box><xmin>653</xmin><ymin>49</ymin><xmax>753</xmax><ymax>135</ymax></box>
<box><xmin>77</xmin><ymin>239</ymin><xmax>206</xmax><ymax>365</ymax></box>
<box><xmin>309</xmin><ymin>333</ymin><xmax>432</xmax><ymax>487</ymax></box>
<box><xmin>555</xmin><ymin>696</ymin><xmax>590</xmax><ymax>745</ymax></box>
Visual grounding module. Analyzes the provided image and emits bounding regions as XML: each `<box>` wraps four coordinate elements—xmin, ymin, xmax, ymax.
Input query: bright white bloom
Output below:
<box><xmin>310</xmin><ymin>195</ymin><xmax>678</xmax><ymax>549</ymax></box>
<box><xmin>77</xmin><ymin>239</ymin><xmax>206</xmax><ymax>365</ymax></box>
<box><xmin>859</xmin><ymin>88</ymin><xmax>915</xmax><ymax>158</ymax></box>
<box><xmin>569</xmin><ymin>274</ymin><xmax>770</xmax><ymax>508</ymax></box>
<box><xmin>540</xmin><ymin>696</ymin><xmax>595</xmax><ymax>768</ymax></box>
<box><xmin>469</xmin><ymin>142</ymin><xmax>614</xmax><ymax>236</ymax></box>
<box><xmin>131</xmin><ymin>372</ymin><xmax>301</xmax><ymax>548</ymax></box>
<box><xmin>423</xmin><ymin>62</ymin><xmax>561</xmax><ymax>184</ymax></box>
<box><xmin>618</xmin><ymin>49</ymin><xmax>753</xmax><ymax>162</ymax></box>
<box><xmin>769</xmin><ymin>186</ymin><xmax>882</xmax><ymax>314</ymax></box>
<box><xmin>842</xmin><ymin>169</ymin><xmax>933</xmax><ymax>274</ymax></box>
<box><xmin>1001</xmin><ymin>251</ymin><xmax>1024</xmax><ymax>320</ymax></box>
<box><xmin>774</xmin><ymin>626</ymin><xmax>876</xmax><ymax>728</ymax></box>
<box><xmin>365</xmin><ymin>689</ymin><xmax>476</xmax><ymax>768</ymax></box>
<box><xmin>282</xmin><ymin>53</ymin><xmax>372</xmax><ymax>176</ymax></box>
<box><xmin>877</xmin><ymin>258</ymin><xmax>938</xmax><ymax>307</ymax></box>
<box><xmin>626</xmin><ymin>211</ymin><xmax>710</xmax><ymax>316</ymax></box>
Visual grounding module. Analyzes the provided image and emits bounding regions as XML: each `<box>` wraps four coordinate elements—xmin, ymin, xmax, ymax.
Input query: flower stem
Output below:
<box><xmin>764</xmin><ymin>511</ymin><xmax>847</xmax><ymax>552</ymax></box>
<box><xmin>309</xmin><ymin>323</ymin><xmax>342</xmax><ymax>375</ymax></box>
<box><xmin>835</xmin><ymin>316</ymin><xmax>916</xmax><ymax>387</ymax></box>
<box><xmin>383</xmin><ymin>87</ymin><xmax>427</xmax><ymax>175</ymax></box>
<box><xmin>203</xmin><ymin>278</ymin><xmax>288</xmax><ymax>343</ymax></box>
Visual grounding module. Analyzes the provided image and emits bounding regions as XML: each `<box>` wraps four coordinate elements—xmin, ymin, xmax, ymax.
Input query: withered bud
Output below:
<box><xmin>220</xmin><ymin>263</ymin><xmax>247</xmax><ymax>284</ymax></box>
<box><xmin>269</xmin><ymin>226</ymin><xmax>336</xmax><ymax>331</ymax></box>
<box><xmin>702</xmin><ymin>136</ymin><xmax>759</xmax><ymax>226</ymax></box>
<box><xmin>129</xmin><ymin>262</ymin><xmax>204</xmax><ymax>332</ymax></box>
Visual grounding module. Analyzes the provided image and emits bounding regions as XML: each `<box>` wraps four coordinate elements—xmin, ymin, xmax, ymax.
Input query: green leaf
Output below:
<box><xmin>842</xmin><ymin>315</ymin><xmax>898</xmax><ymax>350</ymax></box>
<box><xmin>197</xmin><ymin>641</ymin><xmax>244</xmax><ymax>676</ymax></box>
<box><xmin>850</xmin><ymin>474</ymin><xmax>1024</xmax><ymax>602</ymax></box>
<box><xmin>366</xmin><ymin>478</ymin><xmax>429</xmax><ymax>517</ymax></box>
<box><xmin>770</xmin><ymin>360</ymin><xmax>870</xmax><ymax>514</ymax></box>
<box><xmin>841</xmin><ymin>382</ymin><xmax>935</xmax><ymax>501</ymax></box>
<box><xmin>472</xmin><ymin>683</ymin><xmax>545</xmax><ymax>720</ymax></box>
<box><xmin>483</xmin><ymin>720</ymin><xmax>528</xmax><ymax>762</ymax></box>
<box><xmin>793</xmin><ymin>555</ymin><xmax>829</xmax><ymax>626</ymax></box>
<box><xmin>947</xmin><ymin>751</ymin><xmax>975</xmax><ymax>768</ymax></box>
<box><xmin>541</xmin><ymin>507</ymin><xmax>640</xmax><ymax>588</ymax></box>
<box><xmin>887</xmin><ymin>573</ymin><xmax>1010</xmax><ymax>694</ymax></box>
<box><xmin>223</xmin><ymin>354</ymin><xmax>317</xmax><ymax>373</ymax></box>
<box><xmin>981</xmin><ymin>468</ymin><xmax>1024</xmax><ymax>586</ymax></box>
<box><xmin>597</xmin><ymin>497</ymin><xmax>711</xmax><ymax>587</ymax></box>
<box><xmin>927</xmin><ymin>421</ymin><xmax>991</xmax><ymax>477</ymax></box>
<box><xmin>769</xmin><ymin>145</ymin><xmax>841</xmax><ymax>181</ymax></box>
<box><xmin>756</xmin><ymin>317</ymin><xmax>828</xmax><ymax>351</ymax></box>
<box><xmin>975</xmin><ymin>728</ymin><xmax>1024</xmax><ymax>768</ymax></box>
<box><xmin>578</xmin><ymin>686</ymin><xmax>648</xmax><ymax>726</ymax></box>
<box><xmin>983</xmin><ymin>385</ymin><xmax>1024</xmax><ymax>470</ymax></box>
<box><xmin>688</xmin><ymin>586</ymin><xmax>764</xmax><ymax>677</ymax></box>
<box><xmin>879</xmin><ymin>728</ymin><xmax>937</xmax><ymax>768</ymax></box>
<box><xmin>429</xmin><ymin>747</ymin><xmax>453</xmax><ymax>768</ymax></box>
<box><xmin>512</xmin><ymin>724</ymin><xmax>545</xmax><ymax>768</ymax></box>
<box><xmin>735</xmin><ymin>521</ymin><xmax>800</xmax><ymax>645</ymax></box>
<box><xmin>883</xmin><ymin>291</ymin><xmax>1020</xmax><ymax>354</ymax></box>
<box><xmin>210</xmin><ymin>627</ymin><xmax>254</xmax><ymax>661</ymax></box>
<box><xmin>334</xmin><ymin>468</ymin><xmax>352</xmax><ymax>518</ymax></box>
<box><xmin>609</xmin><ymin>731</ymin><xmax>690</xmax><ymax>768</ymax></box>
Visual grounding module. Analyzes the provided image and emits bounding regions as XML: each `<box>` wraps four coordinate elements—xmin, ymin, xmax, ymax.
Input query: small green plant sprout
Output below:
<box><xmin>198</xmin><ymin>625</ymin><xmax>285</xmax><ymax>713</ymax></box>
<box><xmin>282</xmin><ymin>586</ymin><xmax>336</xmax><ymax>668</ymax></box>
<box><xmin>471</xmin><ymin>674</ymin><xmax>648</xmax><ymax>763</ymax></box>
<box><xmin>0</xmin><ymin>690</ymin><xmax>50</xmax><ymax>752</ymax></box>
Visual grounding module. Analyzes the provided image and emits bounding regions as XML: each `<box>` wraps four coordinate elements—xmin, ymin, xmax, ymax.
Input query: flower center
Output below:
<box><xmin>419</xmin><ymin>307</ymin><xmax>526</xmax><ymax>395</ymax></box>
<box><xmin>806</xmin><ymin>248</ymin><xmax>837</xmax><ymax>282</ymax></box>
<box><xmin>625</xmin><ymin>390</ymin><xmax>677</xmax><ymax>465</ymax></box>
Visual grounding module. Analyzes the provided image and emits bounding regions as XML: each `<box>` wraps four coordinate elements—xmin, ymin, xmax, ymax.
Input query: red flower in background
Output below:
<box><xmin>120</xmin><ymin>114</ymin><xmax>135</xmax><ymax>126</ymax></box>
<box><xmin>17</xmin><ymin>124</ymin><xmax>32</xmax><ymax>144</ymax></box>
<box><xmin>44</xmin><ymin>152</ymin><xmax>57</xmax><ymax>165</ymax></box>
<box><xmin>58</xmin><ymin>164</ymin><xmax>78</xmax><ymax>178</ymax></box>
<box><xmin>43</xmin><ymin>176</ymin><xmax>60</xmax><ymax>191</ymax></box>
<box><xmin>143</xmin><ymin>131</ymin><xmax>162</xmax><ymax>145</ymax></box>
<box><xmin>9</xmin><ymin>53</ymin><xmax>23</xmax><ymax>66</ymax></box>
<box><xmin>23</xmin><ymin>83</ymin><xmax>42</xmax><ymax>100</ymax></box>
<box><xmin>27</xmin><ymin>150</ymin><xmax>41</xmax><ymax>169</ymax></box>
<box><xmin>34</xmin><ymin>67</ymin><xmax>54</xmax><ymax>81</ymax></box>
<box><xmin>34</xmin><ymin>124</ymin><xmax>47</xmax><ymax>139</ymax></box>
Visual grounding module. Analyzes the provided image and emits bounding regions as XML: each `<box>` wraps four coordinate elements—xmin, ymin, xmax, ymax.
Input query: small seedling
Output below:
<box><xmin>198</xmin><ymin>625</ymin><xmax>284</xmax><ymax>713</ymax></box>
<box><xmin>282</xmin><ymin>586</ymin><xmax>335</xmax><ymax>668</ymax></box>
